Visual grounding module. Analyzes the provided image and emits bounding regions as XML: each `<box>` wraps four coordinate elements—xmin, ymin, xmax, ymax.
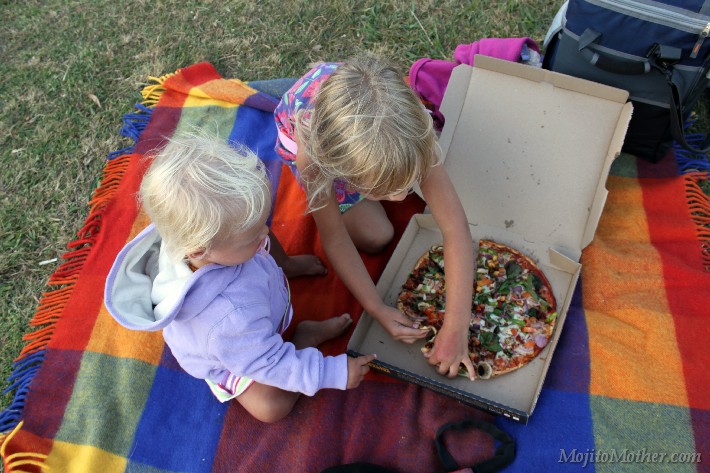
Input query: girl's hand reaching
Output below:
<box><xmin>423</xmin><ymin>321</ymin><xmax>475</xmax><ymax>380</ymax></box>
<box><xmin>371</xmin><ymin>305</ymin><xmax>430</xmax><ymax>344</ymax></box>
<box><xmin>346</xmin><ymin>353</ymin><xmax>377</xmax><ymax>389</ymax></box>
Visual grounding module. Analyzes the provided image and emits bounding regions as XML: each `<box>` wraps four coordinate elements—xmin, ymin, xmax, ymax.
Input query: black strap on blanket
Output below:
<box><xmin>320</xmin><ymin>418</ymin><xmax>515</xmax><ymax>473</ymax></box>
<box><xmin>435</xmin><ymin>419</ymin><xmax>516</xmax><ymax>473</ymax></box>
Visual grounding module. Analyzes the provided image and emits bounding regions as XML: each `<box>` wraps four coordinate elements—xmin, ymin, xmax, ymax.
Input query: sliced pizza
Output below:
<box><xmin>396</xmin><ymin>245</ymin><xmax>446</xmax><ymax>330</ymax></box>
<box><xmin>471</xmin><ymin>239</ymin><xmax>557</xmax><ymax>378</ymax></box>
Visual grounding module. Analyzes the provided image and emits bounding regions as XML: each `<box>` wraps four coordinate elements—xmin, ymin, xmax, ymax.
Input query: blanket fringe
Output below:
<box><xmin>1</xmin><ymin>422</ymin><xmax>50</xmax><ymax>472</ymax></box>
<box><xmin>684</xmin><ymin>172</ymin><xmax>710</xmax><ymax>270</ymax></box>
<box><xmin>0</xmin><ymin>152</ymin><xmax>136</xmax><ymax>447</ymax></box>
<box><xmin>107</xmin><ymin>103</ymin><xmax>153</xmax><ymax>160</ymax></box>
<box><xmin>0</xmin><ymin>72</ymin><xmax>169</xmax><ymax>466</ymax></box>
<box><xmin>140</xmin><ymin>71</ymin><xmax>176</xmax><ymax>107</ymax></box>
<box><xmin>14</xmin><ymin>153</ymin><xmax>133</xmax><ymax>364</ymax></box>
<box><xmin>674</xmin><ymin>114</ymin><xmax>710</xmax><ymax>174</ymax></box>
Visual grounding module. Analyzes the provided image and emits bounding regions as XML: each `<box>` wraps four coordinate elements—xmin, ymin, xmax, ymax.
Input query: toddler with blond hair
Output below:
<box><xmin>105</xmin><ymin>132</ymin><xmax>375</xmax><ymax>423</ymax></box>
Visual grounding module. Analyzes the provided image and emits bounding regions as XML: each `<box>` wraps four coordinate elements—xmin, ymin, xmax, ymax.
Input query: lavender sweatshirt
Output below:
<box><xmin>104</xmin><ymin>223</ymin><xmax>347</xmax><ymax>395</ymax></box>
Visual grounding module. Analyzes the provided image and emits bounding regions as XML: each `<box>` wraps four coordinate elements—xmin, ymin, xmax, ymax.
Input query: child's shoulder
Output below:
<box><xmin>238</xmin><ymin>253</ymin><xmax>284</xmax><ymax>285</ymax></box>
<box><xmin>217</xmin><ymin>255</ymin><xmax>286</xmax><ymax>306</ymax></box>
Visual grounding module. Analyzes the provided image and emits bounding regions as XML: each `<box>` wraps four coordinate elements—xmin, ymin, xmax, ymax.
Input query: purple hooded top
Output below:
<box><xmin>104</xmin><ymin>223</ymin><xmax>347</xmax><ymax>396</ymax></box>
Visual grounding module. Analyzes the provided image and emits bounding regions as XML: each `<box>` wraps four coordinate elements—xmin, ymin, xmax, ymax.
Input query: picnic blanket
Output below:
<box><xmin>2</xmin><ymin>62</ymin><xmax>709</xmax><ymax>473</ymax></box>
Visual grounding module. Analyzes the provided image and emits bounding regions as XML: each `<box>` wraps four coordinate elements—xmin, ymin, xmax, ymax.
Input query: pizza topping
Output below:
<box><xmin>534</xmin><ymin>334</ymin><xmax>549</xmax><ymax>348</ymax></box>
<box><xmin>429</xmin><ymin>245</ymin><xmax>445</xmax><ymax>270</ymax></box>
<box><xmin>397</xmin><ymin>240</ymin><xmax>557</xmax><ymax>380</ymax></box>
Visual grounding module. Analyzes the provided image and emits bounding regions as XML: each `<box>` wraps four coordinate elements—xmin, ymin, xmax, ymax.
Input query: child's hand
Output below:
<box><xmin>423</xmin><ymin>322</ymin><xmax>475</xmax><ymax>380</ymax></box>
<box><xmin>346</xmin><ymin>353</ymin><xmax>376</xmax><ymax>389</ymax></box>
<box><xmin>373</xmin><ymin>305</ymin><xmax>430</xmax><ymax>344</ymax></box>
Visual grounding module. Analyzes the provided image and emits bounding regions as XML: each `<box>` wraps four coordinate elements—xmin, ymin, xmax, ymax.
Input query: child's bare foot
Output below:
<box><xmin>282</xmin><ymin>255</ymin><xmax>328</xmax><ymax>278</ymax></box>
<box><xmin>293</xmin><ymin>313</ymin><xmax>352</xmax><ymax>349</ymax></box>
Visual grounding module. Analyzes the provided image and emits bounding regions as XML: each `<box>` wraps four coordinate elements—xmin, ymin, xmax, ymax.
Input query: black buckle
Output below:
<box><xmin>647</xmin><ymin>43</ymin><xmax>682</xmax><ymax>69</ymax></box>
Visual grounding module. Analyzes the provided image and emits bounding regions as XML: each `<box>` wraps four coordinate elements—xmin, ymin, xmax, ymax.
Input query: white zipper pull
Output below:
<box><xmin>691</xmin><ymin>21</ymin><xmax>710</xmax><ymax>59</ymax></box>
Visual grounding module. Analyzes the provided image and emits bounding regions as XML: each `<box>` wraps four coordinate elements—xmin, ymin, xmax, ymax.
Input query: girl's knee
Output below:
<box><xmin>354</xmin><ymin>222</ymin><xmax>394</xmax><ymax>254</ymax></box>
<box><xmin>343</xmin><ymin>200</ymin><xmax>393</xmax><ymax>253</ymax></box>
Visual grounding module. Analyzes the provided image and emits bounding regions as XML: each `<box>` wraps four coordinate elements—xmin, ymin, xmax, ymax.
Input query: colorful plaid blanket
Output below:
<box><xmin>2</xmin><ymin>62</ymin><xmax>709</xmax><ymax>473</ymax></box>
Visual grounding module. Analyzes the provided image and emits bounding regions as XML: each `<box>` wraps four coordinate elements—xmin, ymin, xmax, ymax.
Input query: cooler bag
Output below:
<box><xmin>543</xmin><ymin>0</ymin><xmax>710</xmax><ymax>162</ymax></box>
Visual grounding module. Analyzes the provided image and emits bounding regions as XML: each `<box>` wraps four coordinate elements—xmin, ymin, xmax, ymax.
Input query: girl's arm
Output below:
<box><xmin>419</xmin><ymin>164</ymin><xmax>476</xmax><ymax>380</ymax></box>
<box><xmin>293</xmin><ymin>137</ymin><xmax>426</xmax><ymax>343</ymax></box>
<box><xmin>311</xmin><ymin>196</ymin><xmax>429</xmax><ymax>343</ymax></box>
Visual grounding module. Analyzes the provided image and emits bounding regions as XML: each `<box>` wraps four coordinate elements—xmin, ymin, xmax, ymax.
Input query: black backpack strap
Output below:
<box><xmin>577</xmin><ymin>28</ymin><xmax>650</xmax><ymax>75</ymax></box>
<box><xmin>668</xmin><ymin>80</ymin><xmax>710</xmax><ymax>154</ymax></box>
<box><xmin>435</xmin><ymin>419</ymin><xmax>516</xmax><ymax>473</ymax></box>
<box><xmin>648</xmin><ymin>43</ymin><xmax>710</xmax><ymax>155</ymax></box>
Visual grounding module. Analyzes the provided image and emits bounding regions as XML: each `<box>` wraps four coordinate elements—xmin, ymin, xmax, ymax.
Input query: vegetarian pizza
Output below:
<box><xmin>396</xmin><ymin>240</ymin><xmax>558</xmax><ymax>380</ymax></box>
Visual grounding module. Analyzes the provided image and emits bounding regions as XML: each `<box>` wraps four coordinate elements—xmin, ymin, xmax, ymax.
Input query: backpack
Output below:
<box><xmin>543</xmin><ymin>0</ymin><xmax>710</xmax><ymax>162</ymax></box>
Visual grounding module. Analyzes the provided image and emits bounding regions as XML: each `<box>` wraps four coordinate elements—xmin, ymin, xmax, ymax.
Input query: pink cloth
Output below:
<box><xmin>410</xmin><ymin>38</ymin><xmax>540</xmax><ymax>128</ymax></box>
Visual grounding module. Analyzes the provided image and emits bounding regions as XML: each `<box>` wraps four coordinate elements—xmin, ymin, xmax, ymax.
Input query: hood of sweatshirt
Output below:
<box><xmin>104</xmin><ymin>223</ymin><xmax>239</xmax><ymax>331</ymax></box>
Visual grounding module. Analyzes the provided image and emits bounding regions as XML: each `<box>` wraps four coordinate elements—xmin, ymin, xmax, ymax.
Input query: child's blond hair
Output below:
<box><xmin>296</xmin><ymin>53</ymin><xmax>440</xmax><ymax>210</ymax></box>
<box><xmin>139</xmin><ymin>132</ymin><xmax>271</xmax><ymax>260</ymax></box>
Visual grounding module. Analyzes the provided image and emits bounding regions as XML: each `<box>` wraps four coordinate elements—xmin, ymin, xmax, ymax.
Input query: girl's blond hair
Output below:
<box><xmin>139</xmin><ymin>132</ymin><xmax>271</xmax><ymax>260</ymax></box>
<box><xmin>296</xmin><ymin>53</ymin><xmax>439</xmax><ymax>210</ymax></box>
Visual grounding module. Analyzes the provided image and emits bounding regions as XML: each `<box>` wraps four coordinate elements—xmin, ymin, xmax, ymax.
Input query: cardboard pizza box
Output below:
<box><xmin>347</xmin><ymin>55</ymin><xmax>632</xmax><ymax>423</ymax></box>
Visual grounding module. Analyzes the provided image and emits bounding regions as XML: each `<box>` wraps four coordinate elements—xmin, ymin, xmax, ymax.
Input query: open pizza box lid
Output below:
<box><xmin>347</xmin><ymin>56</ymin><xmax>632</xmax><ymax>423</ymax></box>
<box><xmin>435</xmin><ymin>56</ymin><xmax>631</xmax><ymax>260</ymax></box>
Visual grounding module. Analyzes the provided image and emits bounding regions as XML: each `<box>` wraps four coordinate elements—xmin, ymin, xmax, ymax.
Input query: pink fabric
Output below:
<box><xmin>409</xmin><ymin>38</ymin><xmax>540</xmax><ymax>128</ymax></box>
<box><xmin>452</xmin><ymin>38</ymin><xmax>539</xmax><ymax>65</ymax></box>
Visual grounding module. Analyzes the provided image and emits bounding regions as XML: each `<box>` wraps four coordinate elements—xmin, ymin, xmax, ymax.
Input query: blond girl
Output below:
<box><xmin>274</xmin><ymin>54</ymin><xmax>475</xmax><ymax>379</ymax></box>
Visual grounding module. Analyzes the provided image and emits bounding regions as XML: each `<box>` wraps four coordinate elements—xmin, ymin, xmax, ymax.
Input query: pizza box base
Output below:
<box><xmin>347</xmin><ymin>214</ymin><xmax>580</xmax><ymax>423</ymax></box>
<box><xmin>347</xmin><ymin>56</ymin><xmax>633</xmax><ymax>423</ymax></box>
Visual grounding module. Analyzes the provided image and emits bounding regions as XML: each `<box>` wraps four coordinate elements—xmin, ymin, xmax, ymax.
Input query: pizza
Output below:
<box><xmin>397</xmin><ymin>245</ymin><xmax>447</xmax><ymax>332</ymax></box>
<box><xmin>396</xmin><ymin>240</ymin><xmax>558</xmax><ymax>380</ymax></box>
